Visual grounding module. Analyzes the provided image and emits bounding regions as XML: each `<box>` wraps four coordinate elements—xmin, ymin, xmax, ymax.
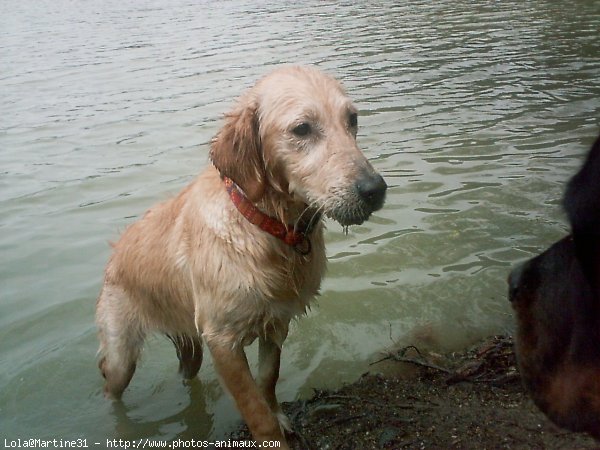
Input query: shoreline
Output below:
<box><xmin>233</xmin><ymin>335</ymin><xmax>597</xmax><ymax>449</ymax></box>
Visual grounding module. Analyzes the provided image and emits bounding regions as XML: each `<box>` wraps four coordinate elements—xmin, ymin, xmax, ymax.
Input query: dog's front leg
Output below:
<box><xmin>258</xmin><ymin>334</ymin><xmax>291</xmax><ymax>432</ymax></box>
<box><xmin>207</xmin><ymin>340</ymin><xmax>289</xmax><ymax>449</ymax></box>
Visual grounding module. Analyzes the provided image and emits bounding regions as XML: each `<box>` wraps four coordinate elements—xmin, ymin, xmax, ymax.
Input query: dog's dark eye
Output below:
<box><xmin>292</xmin><ymin>122</ymin><xmax>311</xmax><ymax>137</ymax></box>
<box><xmin>349</xmin><ymin>112</ymin><xmax>358</xmax><ymax>128</ymax></box>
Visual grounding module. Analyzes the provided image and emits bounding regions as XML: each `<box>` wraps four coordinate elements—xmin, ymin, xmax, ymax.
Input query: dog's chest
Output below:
<box><xmin>197</xmin><ymin>233</ymin><xmax>327</xmax><ymax>348</ymax></box>
<box><xmin>256</xmin><ymin>234</ymin><xmax>326</xmax><ymax>305</ymax></box>
<box><xmin>205</xmin><ymin>206</ymin><xmax>327</xmax><ymax>305</ymax></box>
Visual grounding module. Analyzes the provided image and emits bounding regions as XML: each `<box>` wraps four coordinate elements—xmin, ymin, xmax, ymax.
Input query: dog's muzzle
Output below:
<box><xmin>326</xmin><ymin>171</ymin><xmax>387</xmax><ymax>226</ymax></box>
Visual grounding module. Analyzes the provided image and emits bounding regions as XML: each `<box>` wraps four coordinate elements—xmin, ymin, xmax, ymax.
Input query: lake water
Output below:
<box><xmin>1</xmin><ymin>0</ymin><xmax>599</xmax><ymax>443</ymax></box>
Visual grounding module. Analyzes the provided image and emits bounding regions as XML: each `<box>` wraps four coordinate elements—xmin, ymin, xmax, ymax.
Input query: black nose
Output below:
<box><xmin>356</xmin><ymin>173</ymin><xmax>387</xmax><ymax>211</ymax></box>
<box><xmin>508</xmin><ymin>261</ymin><xmax>526</xmax><ymax>302</ymax></box>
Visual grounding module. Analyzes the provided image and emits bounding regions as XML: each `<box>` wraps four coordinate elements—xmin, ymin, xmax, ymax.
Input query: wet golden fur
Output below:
<box><xmin>95</xmin><ymin>65</ymin><xmax>386</xmax><ymax>447</ymax></box>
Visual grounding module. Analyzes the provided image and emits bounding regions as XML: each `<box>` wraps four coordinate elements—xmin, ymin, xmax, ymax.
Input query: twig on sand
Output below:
<box><xmin>370</xmin><ymin>345</ymin><xmax>453</xmax><ymax>375</ymax></box>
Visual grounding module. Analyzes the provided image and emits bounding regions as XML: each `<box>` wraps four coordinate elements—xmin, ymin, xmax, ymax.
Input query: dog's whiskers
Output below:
<box><xmin>294</xmin><ymin>201</ymin><xmax>324</xmax><ymax>232</ymax></box>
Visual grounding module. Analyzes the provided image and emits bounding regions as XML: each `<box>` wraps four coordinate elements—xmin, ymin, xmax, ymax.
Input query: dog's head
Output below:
<box><xmin>210</xmin><ymin>65</ymin><xmax>386</xmax><ymax>226</ymax></box>
<box><xmin>508</xmin><ymin>134</ymin><xmax>600</xmax><ymax>440</ymax></box>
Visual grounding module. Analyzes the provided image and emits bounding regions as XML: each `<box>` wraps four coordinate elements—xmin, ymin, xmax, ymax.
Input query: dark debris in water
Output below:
<box><xmin>372</xmin><ymin>335</ymin><xmax>521</xmax><ymax>387</ymax></box>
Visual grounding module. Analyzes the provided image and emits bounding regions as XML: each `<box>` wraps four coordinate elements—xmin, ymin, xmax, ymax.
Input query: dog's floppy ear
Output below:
<box><xmin>563</xmin><ymin>134</ymin><xmax>600</xmax><ymax>366</ymax></box>
<box><xmin>564</xmin><ymin>134</ymin><xmax>600</xmax><ymax>291</ymax></box>
<box><xmin>210</xmin><ymin>98</ymin><xmax>266</xmax><ymax>202</ymax></box>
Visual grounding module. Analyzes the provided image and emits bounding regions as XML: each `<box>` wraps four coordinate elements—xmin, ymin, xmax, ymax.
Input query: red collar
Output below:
<box><xmin>223</xmin><ymin>176</ymin><xmax>315</xmax><ymax>255</ymax></box>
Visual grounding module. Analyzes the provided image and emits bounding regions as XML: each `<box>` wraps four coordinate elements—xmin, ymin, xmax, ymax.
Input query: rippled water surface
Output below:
<box><xmin>1</xmin><ymin>0</ymin><xmax>599</xmax><ymax>442</ymax></box>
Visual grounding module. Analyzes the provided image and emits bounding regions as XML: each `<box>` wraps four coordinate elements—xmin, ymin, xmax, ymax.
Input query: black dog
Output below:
<box><xmin>508</xmin><ymin>133</ymin><xmax>600</xmax><ymax>439</ymax></box>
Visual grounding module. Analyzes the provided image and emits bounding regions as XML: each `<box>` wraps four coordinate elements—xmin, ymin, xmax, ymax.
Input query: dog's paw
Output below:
<box><xmin>276</xmin><ymin>409</ymin><xmax>292</xmax><ymax>433</ymax></box>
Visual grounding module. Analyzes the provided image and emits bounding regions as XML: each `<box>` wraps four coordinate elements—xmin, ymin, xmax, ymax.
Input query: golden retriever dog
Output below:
<box><xmin>96</xmin><ymin>65</ymin><xmax>387</xmax><ymax>447</ymax></box>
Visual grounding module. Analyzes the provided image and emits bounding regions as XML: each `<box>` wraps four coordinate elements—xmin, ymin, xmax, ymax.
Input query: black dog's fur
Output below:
<box><xmin>509</xmin><ymin>133</ymin><xmax>600</xmax><ymax>440</ymax></box>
